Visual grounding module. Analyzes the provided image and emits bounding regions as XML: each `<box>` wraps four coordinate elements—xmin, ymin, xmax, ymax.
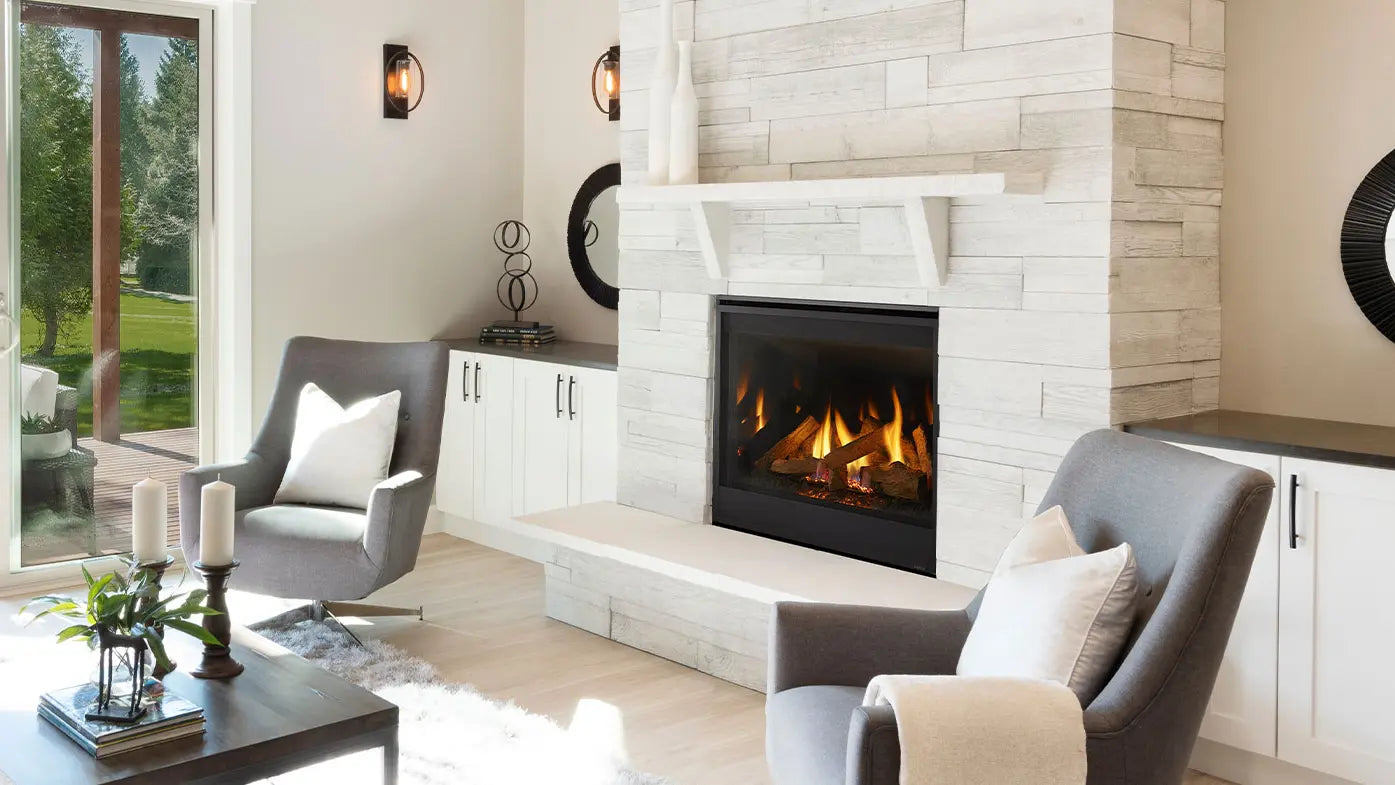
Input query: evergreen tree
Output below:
<box><xmin>18</xmin><ymin>24</ymin><xmax>93</xmax><ymax>357</ymax></box>
<box><xmin>135</xmin><ymin>39</ymin><xmax>198</xmax><ymax>294</ymax></box>
<box><xmin>119</xmin><ymin>35</ymin><xmax>148</xmax><ymax>264</ymax></box>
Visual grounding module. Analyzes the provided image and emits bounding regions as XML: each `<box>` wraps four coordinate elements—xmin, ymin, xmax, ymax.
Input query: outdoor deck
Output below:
<box><xmin>20</xmin><ymin>427</ymin><xmax>197</xmax><ymax>567</ymax></box>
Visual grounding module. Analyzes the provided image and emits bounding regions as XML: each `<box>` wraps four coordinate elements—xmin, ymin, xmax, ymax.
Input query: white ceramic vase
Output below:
<box><xmin>668</xmin><ymin>41</ymin><xmax>699</xmax><ymax>186</ymax></box>
<box><xmin>646</xmin><ymin>0</ymin><xmax>677</xmax><ymax>185</ymax></box>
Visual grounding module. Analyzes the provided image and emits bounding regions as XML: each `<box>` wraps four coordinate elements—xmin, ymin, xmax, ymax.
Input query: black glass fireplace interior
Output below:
<box><xmin>714</xmin><ymin>298</ymin><xmax>938</xmax><ymax>575</ymax></box>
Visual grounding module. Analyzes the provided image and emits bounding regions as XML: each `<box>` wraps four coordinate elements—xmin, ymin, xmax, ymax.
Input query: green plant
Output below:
<box><xmin>20</xmin><ymin>412</ymin><xmax>65</xmax><ymax>436</ymax></box>
<box><xmin>22</xmin><ymin>560</ymin><xmax>222</xmax><ymax>675</ymax></box>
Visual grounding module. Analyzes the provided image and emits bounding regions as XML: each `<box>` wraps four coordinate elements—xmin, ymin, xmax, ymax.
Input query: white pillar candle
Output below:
<box><xmin>199</xmin><ymin>480</ymin><xmax>237</xmax><ymax>566</ymax></box>
<box><xmin>131</xmin><ymin>478</ymin><xmax>167</xmax><ymax>564</ymax></box>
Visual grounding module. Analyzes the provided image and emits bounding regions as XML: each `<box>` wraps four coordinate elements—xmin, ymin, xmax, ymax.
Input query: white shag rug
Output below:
<box><xmin>251</xmin><ymin>618</ymin><xmax>671</xmax><ymax>785</ymax></box>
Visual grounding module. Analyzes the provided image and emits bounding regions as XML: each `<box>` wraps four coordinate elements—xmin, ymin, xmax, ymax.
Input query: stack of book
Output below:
<box><xmin>479</xmin><ymin>321</ymin><xmax>556</xmax><ymax>347</ymax></box>
<box><xmin>39</xmin><ymin>683</ymin><xmax>205</xmax><ymax>759</ymax></box>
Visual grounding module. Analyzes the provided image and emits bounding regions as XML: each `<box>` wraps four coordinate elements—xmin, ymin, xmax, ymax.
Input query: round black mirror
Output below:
<box><xmin>1341</xmin><ymin>149</ymin><xmax>1395</xmax><ymax>343</ymax></box>
<box><xmin>568</xmin><ymin>163</ymin><xmax>621</xmax><ymax>310</ymax></box>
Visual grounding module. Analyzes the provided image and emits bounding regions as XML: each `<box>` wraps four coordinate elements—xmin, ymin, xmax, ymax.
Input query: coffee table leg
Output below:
<box><xmin>383</xmin><ymin>727</ymin><xmax>399</xmax><ymax>785</ymax></box>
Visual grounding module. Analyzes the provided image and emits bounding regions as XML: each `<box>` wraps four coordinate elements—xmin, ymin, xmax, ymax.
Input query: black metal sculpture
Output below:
<box><xmin>495</xmin><ymin>220</ymin><xmax>539</xmax><ymax>327</ymax></box>
<box><xmin>87</xmin><ymin>625</ymin><xmax>150</xmax><ymax>724</ymax></box>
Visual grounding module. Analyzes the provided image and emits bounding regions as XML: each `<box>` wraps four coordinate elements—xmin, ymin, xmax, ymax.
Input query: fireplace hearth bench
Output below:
<box><xmin>468</xmin><ymin>501</ymin><xmax>975</xmax><ymax>691</ymax></box>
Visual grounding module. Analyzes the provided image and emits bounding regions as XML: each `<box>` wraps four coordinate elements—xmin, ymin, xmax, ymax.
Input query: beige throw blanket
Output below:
<box><xmin>863</xmin><ymin>675</ymin><xmax>1087</xmax><ymax>785</ymax></box>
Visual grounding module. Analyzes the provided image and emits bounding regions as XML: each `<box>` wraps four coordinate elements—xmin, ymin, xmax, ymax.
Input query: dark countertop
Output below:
<box><xmin>1125</xmin><ymin>410</ymin><xmax>1395</xmax><ymax>470</ymax></box>
<box><xmin>440</xmin><ymin>338</ymin><xmax>618</xmax><ymax>371</ymax></box>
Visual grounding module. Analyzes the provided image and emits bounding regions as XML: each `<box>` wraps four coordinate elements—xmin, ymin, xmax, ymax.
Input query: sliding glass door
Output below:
<box><xmin>8</xmin><ymin>0</ymin><xmax>210</xmax><ymax>568</ymax></box>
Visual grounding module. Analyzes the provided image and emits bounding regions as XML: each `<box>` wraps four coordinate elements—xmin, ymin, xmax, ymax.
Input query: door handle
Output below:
<box><xmin>462</xmin><ymin>359</ymin><xmax>471</xmax><ymax>402</ymax></box>
<box><xmin>568</xmin><ymin>376</ymin><xmax>577</xmax><ymax>421</ymax></box>
<box><xmin>1288</xmin><ymin>474</ymin><xmax>1300</xmax><ymax>550</ymax></box>
<box><xmin>474</xmin><ymin>363</ymin><xmax>482</xmax><ymax>403</ymax></box>
<box><xmin>555</xmin><ymin>374</ymin><xmax>564</xmax><ymax>419</ymax></box>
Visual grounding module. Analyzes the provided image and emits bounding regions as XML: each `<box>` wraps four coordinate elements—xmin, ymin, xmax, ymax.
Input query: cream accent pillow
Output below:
<box><xmin>958</xmin><ymin>506</ymin><xmax>1139</xmax><ymax>704</ymax></box>
<box><xmin>992</xmin><ymin>505</ymin><xmax>1085</xmax><ymax>573</ymax></box>
<box><xmin>274</xmin><ymin>383</ymin><xmax>402</xmax><ymax>510</ymax></box>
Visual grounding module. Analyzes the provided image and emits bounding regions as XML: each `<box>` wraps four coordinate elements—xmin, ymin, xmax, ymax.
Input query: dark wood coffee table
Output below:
<box><xmin>0</xmin><ymin>627</ymin><xmax>399</xmax><ymax>784</ymax></box>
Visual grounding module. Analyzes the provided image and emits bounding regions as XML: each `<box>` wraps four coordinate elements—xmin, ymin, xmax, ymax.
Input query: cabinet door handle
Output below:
<box><xmin>462</xmin><ymin>359</ymin><xmax>471</xmax><ymax>402</ymax></box>
<box><xmin>568</xmin><ymin>376</ymin><xmax>577</xmax><ymax>421</ymax></box>
<box><xmin>474</xmin><ymin>363</ymin><xmax>482</xmax><ymax>403</ymax></box>
<box><xmin>555</xmin><ymin>374</ymin><xmax>564</xmax><ymax>419</ymax></box>
<box><xmin>1288</xmin><ymin>474</ymin><xmax>1300</xmax><ymax>550</ymax></box>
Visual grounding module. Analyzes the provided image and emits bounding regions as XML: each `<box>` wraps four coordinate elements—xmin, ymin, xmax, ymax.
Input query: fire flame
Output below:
<box><xmin>736</xmin><ymin>368</ymin><xmax>750</xmax><ymax>408</ymax></box>
<box><xmin>884</xmin><ymin>387</ymin><xmax>905</xmax><ymax>465</ymax></box>
<box><xmin>812</xmin><ymin>403</ymin><xmax>835</xmax><ymax>459</ymax></box>
<box><xmin>755</xmin><ymin>389</ymin><xmax>767</xmax><ymax>432</ymax></box>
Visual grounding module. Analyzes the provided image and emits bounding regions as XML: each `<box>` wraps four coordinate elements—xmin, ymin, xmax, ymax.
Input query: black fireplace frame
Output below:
<box><xmin>712</xmin><ymin>297</ymin><xmax>939</xmax><ymax>575</ymax></box>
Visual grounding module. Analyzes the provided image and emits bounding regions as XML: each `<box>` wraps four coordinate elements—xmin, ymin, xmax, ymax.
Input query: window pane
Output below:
<box><xmin>16</xmin><ymin>11</ymin><xmax>200</xmax><ymax>567</ymax></box>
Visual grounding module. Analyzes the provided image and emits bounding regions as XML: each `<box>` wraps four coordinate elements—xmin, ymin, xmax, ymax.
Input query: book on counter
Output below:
<box><xmin>39</xmin><ymin>683</ymin><xmax>205</xmax><ymax>759</ymax></box>
<box><xmin>481</xmin><ymin>320</ymin><xmax>553</xmax><ymax>335</ymax></box>
<box><xmin>479</xmin><ymin>321</ymin><xmax>555</xmax><ymax>347</ymax></box>
<box><xmin>480</xmin><ymin>336</ymin><xmax>556</xmax><ymax>347</ymax></box>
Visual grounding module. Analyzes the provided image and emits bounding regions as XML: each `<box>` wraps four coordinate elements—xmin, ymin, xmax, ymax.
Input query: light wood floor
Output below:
<box><xmin>3</xmin><ymin>534</ymin><xmax>1232</xmax><ymax>785</ymax></box>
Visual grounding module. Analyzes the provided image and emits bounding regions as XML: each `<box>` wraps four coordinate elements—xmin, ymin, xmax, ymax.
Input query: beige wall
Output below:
<box><xmin>251</xmin><ymin>0</ymin><xmax>524</xmax><ymax>414</ymax></box>
<box><xmin>520</xmin><ymin>0</ymin><xmax>620</xmax><ymax>346</ymax></box>
<box><xmin>1222</xmin><ymin>0</ymin><xmax>1395</xmax><ymax>426</ymax></box>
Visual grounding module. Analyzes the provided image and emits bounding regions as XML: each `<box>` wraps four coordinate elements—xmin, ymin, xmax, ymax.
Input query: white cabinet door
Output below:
<box><xmin>1172</xmin><ymin>443</ymin><xmax>1281</xmax><ymax>757</ymax></box>
<box><xmin>1278</xmin><ymin>458</ymin><xmax>1395</xmax><ymax>784</ymax></box>
<box><xmin>569</xmin><ymin>367</ymin><xmax>618</xmax><ymax>506</ymax></box>
<box><xmin>435</xmin><ymin>351</ymin><xmax>476</xmax><ymax>519</ymax></box>
<box><xmin>512</xmin><ymin>360</ymin><xmax>572</xmax><ymax>516</ymax></box>
<box><xmin>471</xmin><ymin>355</ymin><xmax>514</xmax><ymax>525</ymax></box>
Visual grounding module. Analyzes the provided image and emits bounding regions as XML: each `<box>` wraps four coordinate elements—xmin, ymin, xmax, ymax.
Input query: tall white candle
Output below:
<box><xmin>199</xmin><ymin>480</ymin><xmax>237</xmax><ymax>566</ymax></box>
<box><xmin>131</xmin><ymin>478</ymin><xmax>167</xmax><ymax>564</ymax></box>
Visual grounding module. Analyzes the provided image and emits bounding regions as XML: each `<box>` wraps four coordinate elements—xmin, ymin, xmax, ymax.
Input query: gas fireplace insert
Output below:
<box><xmin>713</xmin><ymin>298</ymin><xmax>938</xmax><ymax>574</ymax></box>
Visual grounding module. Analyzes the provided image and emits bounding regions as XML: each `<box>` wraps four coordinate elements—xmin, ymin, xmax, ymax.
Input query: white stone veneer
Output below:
<box><xmin>615</xmin><ymin>0</ymin><xmax>1226</xmax><ymax>588</ymax></box>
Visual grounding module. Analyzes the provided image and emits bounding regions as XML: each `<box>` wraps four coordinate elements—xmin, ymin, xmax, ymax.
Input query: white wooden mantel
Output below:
<box><xmin>616</xmin><ymin>173</ymin><xmax>1044</xmax><ymax>286</ymax></box>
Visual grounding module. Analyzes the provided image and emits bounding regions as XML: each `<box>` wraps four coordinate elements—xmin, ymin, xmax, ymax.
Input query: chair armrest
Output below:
<box><xmin>768</xmin><ymin>602</ymin><xmax>972</xmax><ymax>693</ymax></box>
<box><xmin>848</xmin><ymin>677</ymin><xmax>1086</xmax><ymax>785</ymax></box>
<box><xmin>179</xmin><ymin>457</ymin><xmax>280</xmax><ymax>564</ymax></box>
<box><xmin>847</xmin><ymin>704</ymin><xmax>901</xmax><ymax>785</ymax></box>
<box><xmin>179</xmin><ymin>457</ymin><xmax>279</xmax><ymax>521</ymax></box>
<box><xmin>363</xmin><ymin>471</ymin><xmax>434</xmax><ymax>573</ymax></box>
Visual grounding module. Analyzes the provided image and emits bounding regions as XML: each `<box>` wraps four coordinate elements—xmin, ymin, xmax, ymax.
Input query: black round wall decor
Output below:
<box><xmin>1341</xmin><ymin>148</ymin><xmax>1395</xmax><ymax>344</ymax></box>
<box><xmin>568</xmin><ymin>162</ymin><xmax>622</xmax><ymax>310</ymax></box>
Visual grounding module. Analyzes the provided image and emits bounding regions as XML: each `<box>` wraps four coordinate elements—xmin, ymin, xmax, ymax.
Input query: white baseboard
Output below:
<box><xmin>422</xmin><ymin>506</ymin><xmax>445</xmax><ymax>536</ymax></box>
<box><xmin>1191</xmin><ymin>739</ymin><xmax>1358</xmax><ymax>785</ymax></box>
<box><xmin>436</xmin><ymin>510</ymin><xmax>558</xmax><ymax>563</ymax></box>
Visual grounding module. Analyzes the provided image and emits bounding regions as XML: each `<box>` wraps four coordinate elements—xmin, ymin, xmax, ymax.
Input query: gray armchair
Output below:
<box><xmin>180</xmin><ymin>337</ymin><xmax>448</xmax><ymax>619</ymax></box>
<box><xmin>767</xmin><ymin>429</ymin><xmax>1275</xmax><ymax>785</ymax></box>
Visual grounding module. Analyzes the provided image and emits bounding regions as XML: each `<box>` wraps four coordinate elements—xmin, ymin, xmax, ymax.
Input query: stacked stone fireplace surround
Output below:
<box><xmin>613</xmin><ymin>0</ymin><xmax>1226</xmax><ymax>589</ymax></box>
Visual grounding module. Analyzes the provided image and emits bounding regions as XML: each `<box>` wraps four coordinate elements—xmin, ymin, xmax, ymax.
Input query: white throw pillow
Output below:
<box><xmin>958</xmin><ymin>506</ymin><xmax>1139</xmax><ymax>704</ymax></box>
<box><xmin>991</xmin><ymin>505</ymin><xmax>1085</xmax><ymax>574</ymax></box>
<box><xmin>20</xmin><ymin>364</ymin><xmax>59</xmax><ymax>418</ymax></box>
<box><xmin>274</xmin><ymin>383</ymin><xmax>402</xmax><ymax>510</ymax></box>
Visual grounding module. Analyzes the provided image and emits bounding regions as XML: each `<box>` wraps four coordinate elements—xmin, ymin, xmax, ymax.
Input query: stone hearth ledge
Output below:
<box><xmin>480</xmin><ymin>502</ymin><xmax>976</xmax><ymax>691</ymax></box>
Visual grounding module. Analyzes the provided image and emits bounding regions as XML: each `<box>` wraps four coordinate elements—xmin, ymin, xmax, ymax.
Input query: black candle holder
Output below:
<box><xmin>190</xmin><ymin>561</ymin><xmax>244</xmax><ymax>680</ymax></box>
<box><xmin>136</xmin><ymin>555</ymin><xmax>178</xmax><ymax>679</ymax></box>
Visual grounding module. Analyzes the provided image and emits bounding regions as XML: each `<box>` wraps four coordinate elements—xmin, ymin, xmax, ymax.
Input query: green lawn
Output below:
<box><xmin>20</xmin><ymin>286</ymin><xmax>196</xmax><ymax>437</ymax></box>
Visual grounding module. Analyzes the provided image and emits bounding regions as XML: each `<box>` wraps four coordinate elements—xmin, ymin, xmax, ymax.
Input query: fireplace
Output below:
<box><xmin>713</xmin><ymin>298</ymin><xmax>938</xmax><ymax>574</ymax></box>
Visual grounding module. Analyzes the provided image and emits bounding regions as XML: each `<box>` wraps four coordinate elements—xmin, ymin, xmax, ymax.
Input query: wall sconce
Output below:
<box><xmin>384</xmin><ymin>44</ymin><xmax>425</xmax><ymax>120</ymax></box>
<box><xmin>591</xmin><ymin>45</ymin><xmax>620</xmax><ymax>122</ymax></box>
